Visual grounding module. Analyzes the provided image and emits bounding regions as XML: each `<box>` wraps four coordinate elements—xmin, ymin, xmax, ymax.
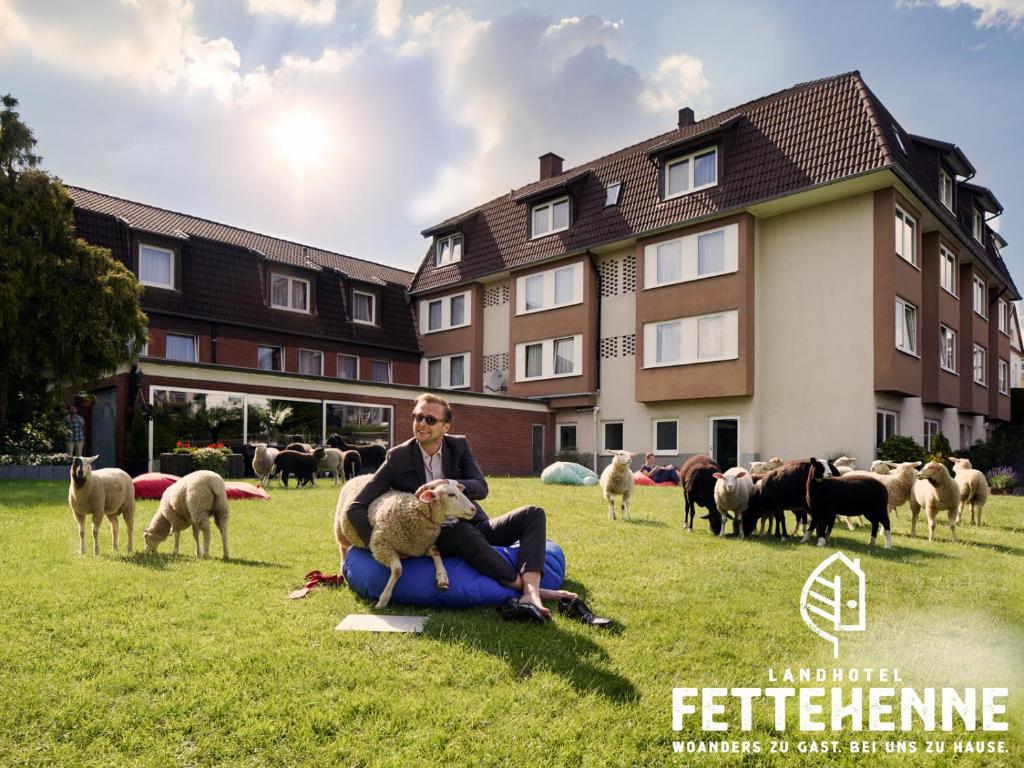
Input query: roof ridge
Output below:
<box><xmin>65</xmin><ymin>184</ymin><xmax>414</xmax><ymax>280</ymax></box>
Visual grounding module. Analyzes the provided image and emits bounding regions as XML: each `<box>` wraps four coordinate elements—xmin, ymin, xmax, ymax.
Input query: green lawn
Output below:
<box><xmin>0</xmin><ymin>478</ymin><xmax>1022</xmax><ymax>767</ymax></box>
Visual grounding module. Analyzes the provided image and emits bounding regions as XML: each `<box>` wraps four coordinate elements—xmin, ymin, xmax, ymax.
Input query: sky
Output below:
<box><xmin>2</xmin><ymin>0</ymin><xmax>1023</xmax><ymax>283</ymax></box>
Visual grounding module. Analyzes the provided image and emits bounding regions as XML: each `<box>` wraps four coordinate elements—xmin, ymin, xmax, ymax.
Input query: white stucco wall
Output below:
<box><xmin>482</xmin><ymin>281</ymin><xmax>510</xmax><ymax>357</ymax></box>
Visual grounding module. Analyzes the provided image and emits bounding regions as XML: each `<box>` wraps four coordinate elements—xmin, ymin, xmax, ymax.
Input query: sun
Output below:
<box><xmin>268</xmin><ymin>107</ymin><xmax>332</xmax><ymax>175</ymax></box>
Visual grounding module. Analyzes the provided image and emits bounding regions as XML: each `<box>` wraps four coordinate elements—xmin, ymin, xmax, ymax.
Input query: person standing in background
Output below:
<box><xmin>63</xmin><ymin>405</ymin><xmax>85</xmax><ymax>457</ymax></box>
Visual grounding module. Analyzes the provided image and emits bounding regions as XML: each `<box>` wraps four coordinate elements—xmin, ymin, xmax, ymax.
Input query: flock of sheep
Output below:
<box><xmin>597</xmin><ymin>450</ymin><xmax>992</xmax><ymax>548</ymax></box>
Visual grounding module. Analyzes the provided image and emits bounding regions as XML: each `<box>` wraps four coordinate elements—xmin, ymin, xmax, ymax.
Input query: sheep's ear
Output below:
<box><xmin>605</xmin><ymin>450</ymin><xmax>616</xmax><ymax>456</ymax></box>
<box><xmin>700</xmin><ymin>513</ymin><xmax>710</xmax><ymax>519</ymax></box>
<box><xmin>735</xmin><ymin>469</ymin><xmax>747</xmax><ymax>478</ymax></box>
<box><xmin>713</xmin><ymin>472</ymin><xmax>724</xmax><ymax>479</ymax></box>
<box><xmin>455</xmin><ymin>483</ymin><xmax>466</xmax><ymax>493</ymax></box>
<box><xmin>417</xmin><ymin>489</ymin><xmax>437</xmax><ymax>503</ymax></box>
<box><xmin>84</xmin><ymin>455</ymin><xmax>99</xmax><ymax>463</ymax></box>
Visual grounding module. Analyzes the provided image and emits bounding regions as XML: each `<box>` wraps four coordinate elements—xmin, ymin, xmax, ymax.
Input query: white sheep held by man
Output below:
<box><xmin>600</xmin><ymin>450</ymin><xmax>635</xmax><ymax>521</ymax></box>
<box><xmin>68</xmin><ymin>455</ymin><xmax>135</xmax><ymax>555</ymax></box>
<box><xmin>144</xmin><ymin>470</ymin><xmax>230</xmax><ymax>559</ymax></box>
<box><xmin>952</xmin><ymin>458</ymin><xmax>990</xmax><ymax>526</ymax></box>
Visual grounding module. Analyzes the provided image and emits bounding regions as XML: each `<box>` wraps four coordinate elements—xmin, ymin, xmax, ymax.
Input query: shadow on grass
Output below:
<box><xmin>624</xmin><ymin>518</ymin><xmax>668</xmax><ymax>528</ymax></box>
<box><xmin>422</xmin><ymin>611</ymin><xmax>637</xmax><ymax>703</ymax></box>
<box><xmin>121</xmin><ymin>552</ymin><xmax>286</xmax><ymax>569</ymax></box>
<box><xmin>729</xmin><ymin>531</ymin><xmax>956</xmax><ymax>562</ymax></box>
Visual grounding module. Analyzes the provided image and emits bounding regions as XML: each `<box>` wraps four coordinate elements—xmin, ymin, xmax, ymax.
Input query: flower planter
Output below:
<box><xmin>159</xmin><ymin>453</ymin><xmax>245</xmax><ymax>478</ymax></box>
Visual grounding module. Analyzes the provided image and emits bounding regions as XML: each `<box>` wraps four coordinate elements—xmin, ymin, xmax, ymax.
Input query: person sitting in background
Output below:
<box><xmin>639</xmin><ymin>452</ymin><xmax>680</xmax><ymax>485</ymax></box>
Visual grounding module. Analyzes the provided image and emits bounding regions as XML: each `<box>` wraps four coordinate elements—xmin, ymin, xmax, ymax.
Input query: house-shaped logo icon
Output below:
<box><xmin>800</xmin><ymin>552</ymin><xmax>866</xmax><ymax>658</ymax></box>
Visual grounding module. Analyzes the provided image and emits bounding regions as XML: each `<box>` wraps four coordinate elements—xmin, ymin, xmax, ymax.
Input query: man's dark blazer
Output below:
<box><xmin>346</xmin><ymin>435</ymin><xmax>489</xmax><ymax>542</ymax></box>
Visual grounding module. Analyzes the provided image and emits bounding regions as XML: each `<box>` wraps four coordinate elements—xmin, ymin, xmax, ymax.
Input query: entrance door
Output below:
<box><xmin>91</xmin><ymin>388</ymin><xmax>117</xmax><ymax>469</ymax></box>
<box><xmin>710</xmin><ymin>418</ymin><xmax>738</xmax><ymax>470</ymax></box>
<box><xmin>532</xmin><ymin>425</ymin><xmax>545</xmax><ymax>474</ymax></box>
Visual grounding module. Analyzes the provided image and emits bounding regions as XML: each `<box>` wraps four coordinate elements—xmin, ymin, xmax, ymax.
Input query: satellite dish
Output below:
<box><xmin>484</xmin><ymin>370</ymin><xmax>508</xmax><ymax>392</ymax></box>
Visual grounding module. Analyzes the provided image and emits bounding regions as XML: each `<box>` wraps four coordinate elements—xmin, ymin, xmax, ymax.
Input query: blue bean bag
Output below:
<box><xmin>541</xmin><ymin>461</ymin><xmax>599</xmax><ymax>486</ymax></box>
<box><xmin>343</xmin><ymin>540</ymin><xmax>566</xmax><ymax>607</ymax></box>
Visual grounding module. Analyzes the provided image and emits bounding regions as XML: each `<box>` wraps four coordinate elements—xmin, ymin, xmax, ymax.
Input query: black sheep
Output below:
<box><xmin>680</xmin><ymin>455</ymin><xmax>722</xmax><ymax>534</ymax></box>
<box><xmin>805</xmin><ymin>458</ymin><xmax>891</xmax><ymax>548</ymax></box>
<box><xmin>285</xmin><ymin>442</ymin><xmax>313</xmax><ymax>453</ymax></box>
<box><xmin>274</xmin><ymin>447</ymin><xmax>325</xmax><ymax>488</ymax></box>
<box><xmin>326</xmin><ymin>434</ymin><xmax>386</xmax><ymax>473</ymax></box>
<box><xmin>741</xmin><ymin>459</ymin><xmax>839</xmax><ymax>539</ymax></box>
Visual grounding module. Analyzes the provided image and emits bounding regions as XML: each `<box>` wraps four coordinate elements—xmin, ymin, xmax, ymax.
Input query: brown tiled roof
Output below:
<box><xmin>410</xmin><ymin>71</ymin><xmax>1018</xmax><ymax>299</ymax></box>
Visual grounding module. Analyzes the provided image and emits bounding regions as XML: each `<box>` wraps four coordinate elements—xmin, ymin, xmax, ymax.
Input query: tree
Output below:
<box><xmin>0</xmin><ymin>95</ymin><xmax>148</xmax><ymax>450</ymax></box>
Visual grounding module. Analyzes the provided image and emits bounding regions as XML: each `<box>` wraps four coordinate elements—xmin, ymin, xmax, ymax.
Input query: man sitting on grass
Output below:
<box><xmin>639</xmin><ymin>452</ymin><xmax>681</xmax><ymax>485</ymax></box>
<box><xmin>346</xmin><ymin>393</ymin><xmax>608</xmax><ymax>626</ymax></box>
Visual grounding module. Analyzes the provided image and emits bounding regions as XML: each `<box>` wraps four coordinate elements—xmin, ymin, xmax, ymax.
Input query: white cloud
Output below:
<box><xmin>376</xmin><ymin>0</ymin><xmax>403</xmax><ymax>38</ymax></box>
<box><xmin>639</xmin><ymin>54</ymin><xmax>712</xmax><ymax>112</ymax></box>
<box><xmin>246</xmin><ymin>0</ymin><xmax>336</xmax><ymax>25</ymax></box>
<box><xmin>906</xmin><ymin>0</ymin><xmax>1024</xmax><ymax>29</ymax></box>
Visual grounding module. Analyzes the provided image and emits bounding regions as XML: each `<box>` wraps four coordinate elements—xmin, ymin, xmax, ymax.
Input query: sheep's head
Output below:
<box><xmin>893</xmin><ymin>461</ymin><xmax>921</xmax><ymax>479</ymax></box>
<box><xmin>740</xmin><ymin>485</ymin><xmax>765</xmax><ymax>537</ymax></box>
<box><xmin>417</xmin><ymin>482</ymin><xmax>476</xmax><ymax>525</ymax></box>
<box><xmin>143</xmin><ymin>515</ymin><xmax>172</xmax><ymax>552</ymax></box>
<box><xmin>313</xmin><ymin>447</ymin><xmax>326</xmax><ymax>460</ymax></box>
<box><xmin>713</xmin><ymin>469</ymin><xmax>748</xmax><ymax>497</ymax></box>
<box><xmin>70</xmin><ymin>455</ymin><xmax>99</xmax><ymax>487</ymax></box>
<box><xmin>953</xmin><ymin>458</ymin><xmax>972</xmax><ymax>472</ymax></box>
<box><xmin>870</xmin><ymin>460</ymin><xmax>892</xmax><ymax>475</ymax></box>
<box><xmin>807</xmin><ymin>457</ymin><xmax>830</xmax><ymax>483</ymax></box>
<box><xmin>918</xmin><ymin>461</ymin><xmax>951</xmax><ymax>484</ymax></box>
<box><xmin>605</xmin><ymin>449</ymin><xmax>635</xmax><ymax>467</ymax></box>
<box><xmin>833</xmin><ymin>456</ymin><xmax>857</xmax><ymax>469</ymax></box>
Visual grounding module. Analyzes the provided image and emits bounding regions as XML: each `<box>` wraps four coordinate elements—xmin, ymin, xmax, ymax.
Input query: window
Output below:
<box><xmin>894</xmin><ymin>206</ymin><xmax>917</xmax><ymax>266</ymax></box>
<box><xmin>450</xmin><ymin>294</ymin><xmax>465</xmax><ymax>326</ymax></box>
<box><xmin>353</xmin><ymin>290</ymin><xmax>376</xmax><ymax>325</ymax></box>
<box><xmin>895</xmin><ymin>297</ymin><xmax>917</xmax><ymax>355</ymax></box>
<box><xmin>531</xmin><ymin>197</ymin><xmax>569</xmax><ymax>238</ymax></box>
<box><xmin>940</xmin><ymin>246</ymin><xmax>957</xmax><ymax>296</ymax></box>
<box><xmin>999</xmin><ymin>359</ymin><xmax>1009</xmax><ymax>394</ymax></box>
<box><xmin>271</xmin><ymin>274</ymin><xmax>310</xmax><ymax>313</ymax></box>
<box><xmin>298</xmin><ymin>349</ymin><xmax>323</xmax><ymax>376</ymax></box>
<box><xmin>876</xmin><ymin>410</ymin><xmax>897</xmax><ymax>446</ymax></box>
<box><xmin>939</xmin><ymin>325</ymin><xmax>957</xmax><ymax>373</ymax></box>
<box><xmin>371</xmin><ymin>360</ymin><xmax>391</xmax><ymax>383</ymax></box>
<box><xmin>435</xmin><ymin>234</ymin><xmax>462</xmax><ymax>267</ymax></box>
<box><xmin>998</xmin><ymin>300</ymin><xmax>1008</xmax><ymax>334</ymax></box>
<box><xmin>553</xmin><ymin>337</ymin><xmax>574</xmax><ymax>375</ymax></box>
<box><xmin>337</xmin><ymin>354</ymin><xmax>358</xmax><ymax>380</ymax></box>
<box><xmin>139</xmin><ymin>244</ymin><xmax>174</xmax><ymax>288</ymax></box>
<box><xmin>428</xmin><ymin>300</ymin><xmax>442</xmax><ymax>331</ymax></box>
<box><xmin>166</xmin><ymin>333</ymin><xmax>197</xmax><ymax>362</ymax></box>
<box><xmin>924</xmin><ymin>419</ymin><xmax>940</xmax><ymax>451</ymax></box>
<box><xmin>644</xmin><ymin>224</ymin><xmax>738</xmax><ymax>288</ymax></box>
<box><xmin>940</xmin><ymin>170</ymin><xmax>954</xmax><ymax>210</ymax></box>
<box><xmin>973</xmin><ymin>208</ymin><xmax>984</xmax><ymax>242</ymax></box>
<box><xmin>605</xmin><ymin>182</ymin><xmax>622</xmax><ymax>207</ymax></box>
<box><xmin>653</xmin><ymin>419</ymin><xmax>678</xmax><ymax>455</ymax></box>
<box><xmin>525</xmin><ymin>275</ymin><xmax>544</xmax><ymax>311</ymax></box>
<box><xmin>604</xmin><ymin>422</ymin><xmax>623</xmax><ymax>451</ymax></box>
<box><xmin>525</xmin><ymin>343</ymin><xmax>542</xmax><ymax>378</ymax></box>
<box><xmin>644</xmin><ymin>310</ymin><xmax>739</xmax><ymax>368</ymax></box>
<box><xmin>420</xmin><ymin>291</ymin><xmax>471</xmax><ymax>333</ymax></box>
<box><xmin>554</xmin><ymin>267</ymin><xmax>575</xmax><ymax>305</ymax></box>
<box><xmin>257</xmin><ymin>345</ymin><xmax>282</xmax><ymax>371</ymax></box>
<box><xmin>449</xmin><ymin>355</ymin><xmax>466</xmax><ymax>388</ymax></box>
<box><xmin>665</xmin><ymin>147</ymin><xmax>718</xmax><ymax>198</ymax></box>
<box><xmin>960</xmin><ymin>423</ymin><xmax>973</xmax><ymax>449</ymax></box>
<box><xmin>558</xmin><ymin>424</ymin><xmax>577</xmax><ymax>451</ymax></box>
<box><xmin>515</xmin><ymin>263</ymin><xmax>583</xmax><ymax>314</ymax></box>
<box><xmin>973</xmin><ymin>276</ymin><xmax>986</xmax><ymax>318</ymax></box>
<box><xmin>973</xmin><ymin>344</ymin><xmax>986</xmax><ymax>385</ymax></box>
<box><xmin>427</xmin><ymin>359</ymin><xmax>442</xmax><ymax>388</ymax></box>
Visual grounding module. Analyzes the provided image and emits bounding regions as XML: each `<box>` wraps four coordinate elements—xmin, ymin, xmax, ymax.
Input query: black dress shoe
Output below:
<box><xmin>499</xmin><ymin>598</ymin><xmax>546</xmax><ymax>625</ymax></box>
<box><xmin>557</xmin><ymin>597</ymin><xmax>612</xmax><ymax>627</ymax></box>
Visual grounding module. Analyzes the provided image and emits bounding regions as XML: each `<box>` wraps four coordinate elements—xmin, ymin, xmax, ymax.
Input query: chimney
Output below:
<box><xmin>677</xmin><ymin>107</ymin><xmax>695</xmax><ymax>130</ymax></box>
<box><xmin>539</xmin><ymin>152</ymin><xmax>564</xmax><ymax>180</ymax></box>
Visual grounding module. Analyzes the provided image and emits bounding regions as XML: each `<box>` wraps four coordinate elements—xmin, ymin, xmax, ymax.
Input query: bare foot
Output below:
<box><xmin>539</xmin><ymin>587</ymin><xmax>577</xmax><ymax>601</ymax></box>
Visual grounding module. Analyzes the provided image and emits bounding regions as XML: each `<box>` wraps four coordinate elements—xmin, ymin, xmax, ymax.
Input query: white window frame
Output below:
<box><xmin>371</xmin><ymin>359</ymin><xmax>391</xmax><ymax>383</ymax></box>
<box><xmin>605</xmin><ymin>182</ymin><xmax>622</xmax><ymax>207</ymax></box>
<box><xmin>923</xmin><ymin>418</ymin><xmax>940</xmax><ymax>451</ymax></box>
<box><xmin>939</xmin><ymin>245</ymin><xmax>957</xmax><ymax>297</ymax></box>
<box><xmin>940</xmin><ymin>170</ymin><xmax>954</xmax><ymax>211</ymax></box>
<box><xmin>642</xmin><ymin>310</ymin><xmax>739</xmax><ymax>369</ymax></box>
<box><xmin>643</xmin><ymin>224</ymin><xmax>739</xmax><ymax>289</ymax></box>
<box><xmin>557</xmin><ymin>423</ymin><xmax>578</xmax><ymax>452</ymax></box>
<box><xmin>664</xmin><ymin>147</ymin><xmax>718</xmax><ymax>200</ymax></box>
<box><xmin>353</xmin><ymin>289</ymin><xmax>376</xmax><ymax>325</ymax></box>
<box><xmin>138</xmin><ymin>244</ymin><xmax>175</xmax><ymax>289</ymax></box>
<box><xmin>420</xmin><ymin>290</ymin><xmax>472</xmax><ymax>334</ymax></box>
<box><xmin>337</xmin><ymin>354</ymin><xmax>359</xmax><ymax>380</ymax></box>
<box><xmin>257</xmin><ymin>344</ymin><xmax>283</xmax><ymax>372</ymax></box>
<box><xmin>998</xmin><ymin>300</ymin><xmax>1009</xmax><ymax>335</ymax></box>
<box><xmin>270</xmin><ymin>273</ymin><xmax>311</xmax><ymax>314</ymax></box>
<box><xmin>939</xmin><ymin>325</ymin><xmax>957</xmax><ymax>374</ymax></box>
<box><xmin>420</xmin><ymin>353</ymin><xmax>471</xmax><ymax>390</ymax></box>
<box><xmin>973</xmin><ymin>276</ymin><xmax>987</xmax><ymax>319</ymax></box>
<box><xmin>165</xmin><ymin>333</ymin><xmax>197</xmax><ymax>363</ymax></box>
<box><xmin>298</xmin><ymin>348</ymin><xmax>324</xmax><ymax>376</ymax></box>
<box><xmin>973</xmin><ymin>344</ymin><xmax>986</xmax><ymax>386</ymax></box>
<box><xmin>515</xmin><ymin>335</ymin><xmax>584</xmax><ymax>381</ymax></box>
<box><xmin>894</xmin><ymin>205</ymin><xmax>917</xmax><ymax>267</ymax></box>
<box><xmin>876</xmin><ymin>410</ymin><xmax>898</xmax><ymax>445</ymax></box>
<box><xmin>895</xmin><ymin>297</ymin><xmax>918</xmax><ymax>356</ymax></box>
<box><xmin>435</xmin><ymin>233</ymin><xmax>463</xmax><ymax>267</ymax></box>
<box><xmin>998</xmin><ymin>358</ymin><xmax>1009</xmax><ymax>395</ymax></box>
<box><xmin>530</xmin><ymin>196</ymin><xmax>570</xmax><ymax>239</ymax></box>
<box><xmin>960</xmin><ymin>423</ymin><xmax>973</xmax><ymax>449</ymax></box>
<box><xmin>973</xmin><ymin>208</ymin><xmax>984</xmax><ymax>242</ymax></box>
<box><xmin>652</xmin><ymin>418</ymin><xmax>678</xmax><ymax>456</ymax></box>
<box><xmin>602</xmin><ymin>421</ymin><xmax>624</xmax><ymax>451</ymax></box>
<box><xmin>515</xmin><ymin>262</ymin><xmax>584</xmax><ymax>315</ymax></box>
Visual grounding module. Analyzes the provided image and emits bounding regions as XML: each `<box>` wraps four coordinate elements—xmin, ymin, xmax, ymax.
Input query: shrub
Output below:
<box><xmin>960</xmin><ymin>425</ymin><xmax>1024</xmax><ymax>474</ymax></box>
<box><xmin>125</xmin><ymin>409</ymin><xmax>148</xmax><ymax>461</ymax></box>
<box><xmin>191</xmin><ymin>447</ymin><xmax>228</xmax><ymax>477</ymax></box>
<box><xmin>986</xmin><ymin>465</ymin><xmax>1018</xmax><ymax>491</ymax></box>
<box><xmin>0</xmin><ymin>452</ymin><xmax>74</xmax><ymax>466</ymax></box>
<box><xmin>877</xmin><ymin>435</ymin><xmax>926</xmax><ymax>464</ymax></box>
<box><xmin>927</xmin><ymin>431</ymin><xmax>954</xmax><ymax>468</ymax></box>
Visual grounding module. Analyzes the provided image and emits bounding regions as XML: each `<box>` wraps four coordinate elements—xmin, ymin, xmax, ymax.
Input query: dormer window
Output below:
<box><xmin>665</xmin><ymin>147</ymin><xmax>717</xmax><ymax>199</ymax></box>
<box><xmin>973</xmin><ymin>208</ymin><xmax>984</xmax><ymax>242</ymax></box>
<box><xmin>435</xmin><ymin>234</ymin><xmax>462</xmax><ymax>267</ymax></box>
<box><xmin>940</xmin><ymin>169</ymin><xmax>954</xmax><ymax>211</ymax></box>
<box><xmin>271</xmin><ymin>273</ymin><xmax>310</xmax><ymax>313</ymax></box>
<box><xmin>139</xmin><ymin>244</ymin><xmax>174</xmax><ymax>289</ymax></box>
<box><xmin>531</xmin><ymin>196</ymin><xmax>569</xmax><ymax>238</ymax></box>
<box><xmin>605</xmin><ymin>182</ymin><xmax>622</xmax><ymax>207</ymax></box>
<box><xmin>353</xmin><ymin>289</ymin><xmax>376</xmax><ymax>325</ymax></box>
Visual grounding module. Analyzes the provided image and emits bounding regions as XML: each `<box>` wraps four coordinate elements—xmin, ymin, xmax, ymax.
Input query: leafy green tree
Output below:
<box><xmin>0</xmin><ymin>95</ymin><xmax>147</xmax><ymax>450</ymax></box>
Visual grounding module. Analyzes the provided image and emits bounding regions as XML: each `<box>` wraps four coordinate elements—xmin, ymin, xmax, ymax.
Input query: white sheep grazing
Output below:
<box><xmin>144</xmin><ymin>470</ymin><xmax>230</xmax><ymax>559</ymax></box>
<box><xmin>870</xmin><ymin>460</ymin><xmax>891</xmax><ymax>475</ymax></box>
<box><xmin>909</xmin><ymin>461</ymin><xmax>961</xmax><ymax>543</ymax></box>
<box><xmin>713</xmin><ymin>467</ymin><xmax>753</xmax><ymax>538</ymax></box>
<box><xmin>252</xmin><ymin>443</ymin><xmax>280</xmax><ymax>487</ymax></box>
<box><xmin>317</xmin><ymin>447</ymin><xmax>346</xmax><ymax>486</ymax></box>
<box><xmin>832</xmin><ymin>457</ymin><xmax>857</xmax><ymax>475</ymax></box>
<box><xmin>845</xmin><ymin>461</ymin><xmax>919</xmax><ymax>521</ymax></box>
<box><xmin>600</xmin><ymin>450</ymin><xmax>635</xmax><ymax>521</ymax></box>
<box><xmin>335</xmin><ymin>475</ymin><xmax>477</xmax><ymax>608</ymax></box>
<box><xmin>68</xmin><ymin>456</ymin><xmax>135</xmax><ymax>555</ymax></box>
<box><xmin>952</xmin><ymin>458</ymin><xmax>990</xmax><ymax>526</ymax></box>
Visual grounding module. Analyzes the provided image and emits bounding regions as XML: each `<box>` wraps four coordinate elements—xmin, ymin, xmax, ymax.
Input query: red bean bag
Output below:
<box><xmin>632</xmin><ymin>471</ymin><xmax>678</xmax><ymax>488</ymax></box>
<box><xmin>225</xmin><ymin>482</ymin><xmax>269</xmax><ymax>500</ymax></box>
<box><xmin>132</xmin><ymin>473</ymin><xmax>180</xmax><ymax>499</ymax></box>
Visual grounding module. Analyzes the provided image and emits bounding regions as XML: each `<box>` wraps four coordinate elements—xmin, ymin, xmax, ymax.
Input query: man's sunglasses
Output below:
<box><xmin>412</xmin><ymin>414</ymin><xmax>445</xmax><ymax>426</ymax></box>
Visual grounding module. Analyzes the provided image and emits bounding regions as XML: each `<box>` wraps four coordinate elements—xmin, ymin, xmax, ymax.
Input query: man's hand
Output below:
<box><xmin>415</xmin><ymin>478</ymin><xmax>447</xmax><ymax>496</ymax></box>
